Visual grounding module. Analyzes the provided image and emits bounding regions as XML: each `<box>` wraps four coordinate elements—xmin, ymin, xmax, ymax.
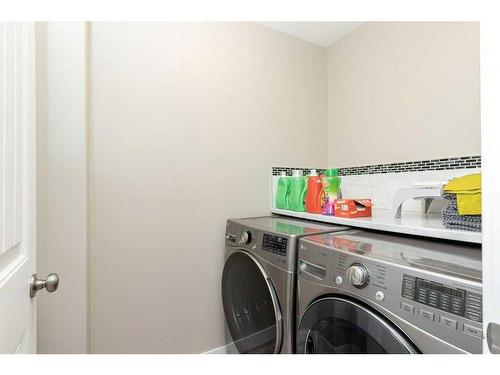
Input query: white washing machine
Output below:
<box><xmin>296</xmin><ymin>229</ymin><xmax>482</xmax><ymax>354</ymax></box>
<box><xmin>222</xmin><ymin>216</ymin><xmax>349</xmax><ymax>353</ymax></box>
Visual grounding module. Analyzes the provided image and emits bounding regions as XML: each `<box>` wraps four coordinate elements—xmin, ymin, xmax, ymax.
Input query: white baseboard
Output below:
<box><xmin>203</xmin><ymin>342</ymin><xmax>236</xmax><ymax>354</ymax></box>
<box><xmin>205</xmin><ymin>326</ymin><xmax>275</xmax><ymax>353</ymax></box>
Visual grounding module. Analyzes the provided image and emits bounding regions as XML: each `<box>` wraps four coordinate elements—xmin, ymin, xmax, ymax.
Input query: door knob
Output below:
<box><xmin>487</xmin><ymin>322</ymin><xmax>500</xmax><ymax>354</ymax></box>
<box><xmin>30</xmin><ymin>273</ymin><xmax>59</xmax><ymax>298</ymax></box>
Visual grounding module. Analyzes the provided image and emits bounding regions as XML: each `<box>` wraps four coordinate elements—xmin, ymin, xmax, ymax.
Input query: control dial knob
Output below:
<box><xmin>239</xmin><ymin>230</ymin><xmax>252</xmax><ymax>244</ymax></box>
<box><xmin>347</xmin><ymin>263</ymin><xmax>369</xmax><ymax>288</ymax></box>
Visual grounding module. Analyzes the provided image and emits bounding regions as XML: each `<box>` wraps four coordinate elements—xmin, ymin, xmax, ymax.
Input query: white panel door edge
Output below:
<box><xmin>0</xmin><ymin>22</ymin><xmax>37</xmax><ymax>354</ymax></box>
<box><xmin>481</xmin><ymin>21</ymin><xmax>500</xmax><ymax>354</ymax></box>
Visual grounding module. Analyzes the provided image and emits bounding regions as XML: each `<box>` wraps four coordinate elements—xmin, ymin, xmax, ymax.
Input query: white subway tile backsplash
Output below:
<box><xmin>444</xmin><ymin>168</ymin><xmax>481</xmax><ymax>180</ymax></box>
<box><xmin>385</xmin><ymin>170</ymin><xmax>446</xmax><ymax>211</ymax></box>
<box><xmin>341</xmin><ymin>174</ymin><xmax>387</xmax><ymax>209</ymax></box>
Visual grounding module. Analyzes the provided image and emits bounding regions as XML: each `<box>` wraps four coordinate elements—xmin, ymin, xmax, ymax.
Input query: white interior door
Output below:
<box><xmin>0</xmin><ymin>22</ymin><xmax>37</xmax><ymax>354</ymax></box>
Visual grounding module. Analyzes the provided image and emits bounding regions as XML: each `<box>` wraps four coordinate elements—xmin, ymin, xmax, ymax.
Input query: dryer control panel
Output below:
<box><xmin>262</xmin><ymin>234</ymin><xmax>288</xmax><ymax>256</ymax></box>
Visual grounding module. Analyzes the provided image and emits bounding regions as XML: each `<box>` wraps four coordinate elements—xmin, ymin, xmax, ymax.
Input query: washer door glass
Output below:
<box><xmin>222</xmin><ymin>251</ymin><xmax>282</xmax><ymax>354</ymax></box>
<box><xmin>297</xmin><ymin>297</ymin><xmax>417</xmax><ymax>354</ymax></box>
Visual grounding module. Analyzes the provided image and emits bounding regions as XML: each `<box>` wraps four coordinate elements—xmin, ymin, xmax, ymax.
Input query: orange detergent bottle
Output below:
<box><xmin>305</xmin><ymin>169</ymin><xmax>324</xmax><ymax>214</ymax></box>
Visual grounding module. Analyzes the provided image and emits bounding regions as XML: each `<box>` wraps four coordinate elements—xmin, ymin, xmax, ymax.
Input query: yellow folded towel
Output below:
<box><xmin>456</xmin><ymin>193</ymin><xmax>482</xmax><ymax>215</ymax></box>
<box><xmin>444</xmin><ymin>173</ymin><xmax>481</xmax><ymax>215</ymax></box>
<box><xmin>444</xmin><ymin>173</ymin><xmax>481</xmax><ymax>192</ymax></box>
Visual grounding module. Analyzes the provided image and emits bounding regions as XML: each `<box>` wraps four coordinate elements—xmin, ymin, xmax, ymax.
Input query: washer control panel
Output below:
<box><xmin>401</xmin><ymin>274</ymin><xmax>482</xmax><ymax>323</ymax></box>
<box><xmin>398</xmin><ymin>273</ymin><xmax>483</xmax><ymax>350</ymax></box>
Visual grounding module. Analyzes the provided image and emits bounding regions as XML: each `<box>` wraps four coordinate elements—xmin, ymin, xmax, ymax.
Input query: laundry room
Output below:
<box><xmin>2</xmin><ymin>0</ymin><xmax>500</xmax><ymax>373</ymax></box>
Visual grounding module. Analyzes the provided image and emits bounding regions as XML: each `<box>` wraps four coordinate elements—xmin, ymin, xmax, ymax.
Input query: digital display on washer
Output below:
<box><xmin>416</xmin><ymin>279</ymin><xmax>465</xmax><ymax>299</ymax></box>
<box><xmin>262</xmin><ymin>234</ymin><xmax>288</xmax><ymax>256</ymax></box>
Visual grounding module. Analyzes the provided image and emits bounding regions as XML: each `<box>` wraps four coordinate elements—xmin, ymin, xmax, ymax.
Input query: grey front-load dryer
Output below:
<box><xmin>296</xmin><ymin>229</ymin><xmax>482</xmax><ymax>354</ymax></box>
<box><xmin>222</xmin><ymin>216</ymin><xmax>349</xmax><ymax>354</ymax></box>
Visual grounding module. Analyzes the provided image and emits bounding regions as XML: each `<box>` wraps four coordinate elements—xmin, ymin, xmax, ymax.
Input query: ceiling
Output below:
<box><xmin>257</xmin><ymin>22</ymin><xmax>364</xmax><ymax>47</ymax></box>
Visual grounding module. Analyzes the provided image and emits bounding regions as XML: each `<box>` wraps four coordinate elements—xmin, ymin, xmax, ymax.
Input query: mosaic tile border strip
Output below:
<box><xmin>272</xmin><ymin>155</ymin><xmax>481</xmax><ymax>176</ymax></box>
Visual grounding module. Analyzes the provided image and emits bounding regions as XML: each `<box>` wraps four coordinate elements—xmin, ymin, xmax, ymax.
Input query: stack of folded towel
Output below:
<box><xmin>442</xmin><ymin>173</ymin><xmax>481</xmax><ymax>232</ymax></box>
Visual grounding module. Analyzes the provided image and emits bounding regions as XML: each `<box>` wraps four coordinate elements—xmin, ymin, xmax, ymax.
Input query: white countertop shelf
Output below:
<box><xmin>270</xmin><ymin>208</ymin><xmax>482</xmax><ymax>244</ymax></box>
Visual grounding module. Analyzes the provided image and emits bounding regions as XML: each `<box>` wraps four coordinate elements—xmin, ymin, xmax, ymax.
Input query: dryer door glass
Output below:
<box><xmin>222</xmin><ymin>251</ymin><xmax>282</xmax><ymax>353</ymax></box>
<box><xmin>297</xmin><ymin>297</ymin><xmax>417</xmax><ymax>354</ymax></box>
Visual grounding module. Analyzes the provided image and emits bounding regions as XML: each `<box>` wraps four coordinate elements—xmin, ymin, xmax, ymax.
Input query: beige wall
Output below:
<box><xmin>327</xmin><ymin>22</ymin><xmax>480</xmax><ymax>167</ymax></box>
<box><xmin>36</xmin><ymin>22</ymin><xmax>89</xmax><ymax>353</ymax></box>
<box><xmin>36</xmin><ymin>21</ymin><xmax>481</xmax><ymax>354</ymax></box>
<box><xmin>89</xmin><ymin>22</ymin><xmax>327</xmax><ymax>353</ymax></box>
